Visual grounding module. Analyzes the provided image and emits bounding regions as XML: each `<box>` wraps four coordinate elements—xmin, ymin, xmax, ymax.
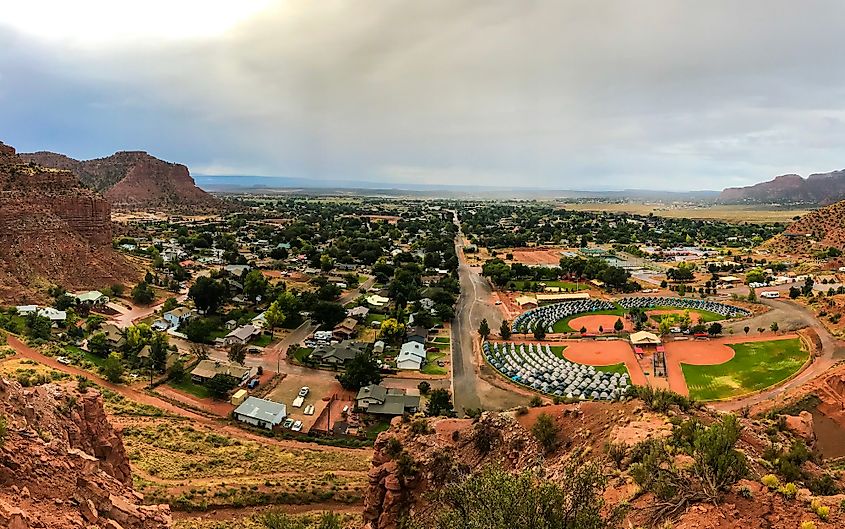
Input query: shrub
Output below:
<box><xmin>417</xmin><ymin>381</ymin><xmax>431</xmax><ymax>394</ymax></box>
<box><xmin>515</xmin><ymin>406</ymin><xmax>528</xmax><ymax>416</ymax></box>
<box><xmin>607</xmin><ymin>442</ymin><xmax>627</xmax><ymax>469</ymax></box>
<box><xmin>0</xmin><ymin>415</ymin><xmax>6</xmax><ymax>447</ymax></box>
<box><xmin>738</xmin><ymin>485</ymin><xmax>753</xmax><ymax>499</ymax></box>
<box><xmin>529</xmin><ymin>395</ymin><xmax>543</xmax><ymax>407</ymax></box>
<box><xmin>410</xmin><ymin>419</ymin><xmax>433</xmax><ymax>436</ymax></box>
<box><xmin>800</xmin><ymin>521</ymin><xmax>817</xmax><ymax>529</ymax></box>
<box><xmin>777</xmin><ymin>482</ymin><xmax>798</xmax><ymax>499</ymax></box>
<box><xmin>809</xmin><ymin>499</ymin><xmax>829</xmax><ymax>520</ymax></box>
<box><xmin>472</xmin><ymin>422</ymin><xmax>500</xmax><ymax>454</ymax></box>
<box><xmin>761</xmin><ymin>474</ymin><xmax>780</xmax><ymax>490</ymax></box>
<box><xmin>385</xmin><ymin>438</ymin><xmax>403</xmax><ymax>458</ymax></box>
<box><xmin>808</xmin><ymin>473</ymin><xmax>839</xmax><ymax>496</ymax></box>
<box><xmin>531</xmin><ymin>413</ymin><xmax>560</xmax><ymax>453</ymax></box>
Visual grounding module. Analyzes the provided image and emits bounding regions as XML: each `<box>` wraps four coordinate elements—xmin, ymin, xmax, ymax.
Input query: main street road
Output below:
<box><xmin>450</xmin><ymin>211</ymin><xmax>529</xmax><ymax>416</ymax></box>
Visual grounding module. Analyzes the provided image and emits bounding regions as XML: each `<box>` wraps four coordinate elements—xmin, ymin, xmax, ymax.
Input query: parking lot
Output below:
<box><xmin>264</xmin><ymin>372</ymin><xmax>352</xmax><ymax>434</ymax></box>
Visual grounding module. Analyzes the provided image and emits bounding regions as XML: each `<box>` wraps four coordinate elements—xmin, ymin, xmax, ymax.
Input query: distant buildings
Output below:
<box><xmin>355</xmin><ymin>384</ymin><xmax>420</xmax><ymax>416</ymax></box>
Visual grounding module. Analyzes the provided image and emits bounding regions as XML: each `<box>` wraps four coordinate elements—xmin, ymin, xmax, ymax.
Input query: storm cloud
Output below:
<box><xmin>2</xmin><ymin>0</ymin><xmax>845</xmax><ymax>190</ymax></box>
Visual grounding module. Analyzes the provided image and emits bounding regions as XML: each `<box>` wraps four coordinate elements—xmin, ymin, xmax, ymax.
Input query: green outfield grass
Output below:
<box><xmin>648</xmin><ymin>307</ymin><xmax>726</xmax><ymax>324</ymax></box>
<box><xmin>507</xmin><ymin>280</ymin><xmax>588</xmax><ymax>292</ymax></box>
<box><xmin>682</xmin><ymin>338</ymin><xmax>808</xmax><ymax>401</ymax></box>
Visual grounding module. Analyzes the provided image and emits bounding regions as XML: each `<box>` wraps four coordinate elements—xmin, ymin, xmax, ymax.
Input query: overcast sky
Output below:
<box><xmin>2</xmin><ymin>1</ymin><xmax>845</xmax><ymax>190</ymax></box>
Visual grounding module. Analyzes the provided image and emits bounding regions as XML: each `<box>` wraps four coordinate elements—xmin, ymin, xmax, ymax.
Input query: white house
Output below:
<box><xmin>163</xmin><ymin>307</ymin><xmax>193</xmax><ymax>328</ymax></box>
<box><xmin>224</xmin><ymin>324</ymin><xmax>261</xmax><ymax>346</ymax></box>
<box><xmin>396</xmin><ymin>341</ymin><xmax>426</xmax><ymax>370</ymax></box>
<box><xmin>37</xmin><ymin>307</ymin><xmax>67</xmax><ymax>323</ymax></box>
<box><xmin>233</xmin><ymin>397</ymin><xmax>287</xmax><ymax>430</ymax></box>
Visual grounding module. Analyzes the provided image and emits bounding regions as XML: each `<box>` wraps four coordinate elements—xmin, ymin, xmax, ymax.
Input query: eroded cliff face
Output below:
<box><xmin>0</xmin><ymin>379</ymin><xmax>171</xmax><ymax>529</ymax></box>
<box><xmin>0</xmin><ymin>141</ymin><xmax>135</xmax><ymax>302</ymax></box>
<box><xmin>22</xmin><ymin>150</ymin><xmax>220</xmax><ymax>209</ymax></box>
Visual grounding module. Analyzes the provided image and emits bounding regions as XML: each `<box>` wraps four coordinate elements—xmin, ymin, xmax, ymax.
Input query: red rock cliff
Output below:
<box><xmin>0</xmin><ymin>379</ymin><xmax>171</xmax><ymax>528</ymax></box>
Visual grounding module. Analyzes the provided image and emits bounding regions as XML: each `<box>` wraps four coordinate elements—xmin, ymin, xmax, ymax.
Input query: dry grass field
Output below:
<box><xmin>556</xmin><ymin>202</ymin><xmax>809</xmax><ymax>223</ymax></box>
<box><xmin>118</xmin><ymin>415</ymin><xmax>370</xmax><ymax>512</ymax></box>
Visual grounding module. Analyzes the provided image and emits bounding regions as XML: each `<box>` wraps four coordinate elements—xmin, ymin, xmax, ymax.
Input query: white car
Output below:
<box><xmin>291</xmin><ymin>420</ymin><xmax>303</xmax><ymax>432</ymax></box>
<box><xmin>283</xmin><ymin>418</ymin><xmax>294</xmax><ymax>429</ymax></box>
<box><xmin>303</xmin><ymin>405</ymin><xmax>315</xmax><ymax>416</ymax></box>
<box><xmin>56</xmin><ymin>356</ymin><xmax>71</xmax><ymax>365</ymax></box>
<box><xmin>298</xmin><ymin>386</ymin><xmax>310</xmax><ymax>398</ymax></box>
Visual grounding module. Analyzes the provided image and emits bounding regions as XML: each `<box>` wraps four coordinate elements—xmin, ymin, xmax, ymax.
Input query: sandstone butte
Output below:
<box><xmin>0</xmin><ymin>141</ymin><xmax>135</xmax><ymax>303</ymax></box>
<box><xmin>20</xmin><ymin>149</ymin><xmax>221</xmax><ymax>210</ymax></box>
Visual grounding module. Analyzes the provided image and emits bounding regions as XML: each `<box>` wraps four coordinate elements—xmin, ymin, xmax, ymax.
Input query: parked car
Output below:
<box><xmin>298</xmin><ymin>386</ymin><xmax>310</xmax><ymax>398</ymax></box>
<box><xmin>303</xmin><ymin>405</ymin><xmax>315</xmax><ymax>416</ymax></box>
<box><xmin>291</xmin><ymin>420</ymin><xmax>303</xmax><ymax>432</ymax></box>
<box><xmin>282</xmin><ymin>418</ymin><xmax>294</xmax><ymax>429</ymax></box>
<box><xmin>56</xmin><ymin>356</ymin><xmax>71</xmax><ymax>365</ymax></box>
<box><xmin>247</xmin><ymin>379</ymin><xmax>259</xmax><ymax>389</ymax></box>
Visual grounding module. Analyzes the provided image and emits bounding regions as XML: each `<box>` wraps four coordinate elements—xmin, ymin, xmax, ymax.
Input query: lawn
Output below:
<box><xmin>291</xmin><ymin>347</ymin><xmax>314</xmax><ymax>364</ymax></box>
<box><xmin>551</xmin><ymin>307</ymin><xmax>626</xmax><ymax>333</ymax></box>
<box><xmin>168</xmin><ymin>377</ymin><xmax>212</xmax><ymax>399</ymax></box>
<box><xmin>649</xmin><ymin>307</ymin><xmax>726</xmax><ymax>324</ymax></box>
<box><xmin>682</xmin><ymin>338</ymin><xmax>808</xmax><ymax>401</ymax></box>
<box><xmin>252</xmin><ymin>334</ymin><xmax>274</xmax><ymax>347</ymax></box>
<box><xmin>506</xmin><ymin>280</ymin><xmax>588</xmax><ymax>292</ymax></box>
<box><xmin>421</xmin><ymin>351</ymin><xmax>447</xmax><ymax>375</ymax></box>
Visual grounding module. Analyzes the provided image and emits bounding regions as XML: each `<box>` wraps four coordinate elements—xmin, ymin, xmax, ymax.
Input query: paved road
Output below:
<box><xmin>339</xmin><ymin>275</ymin><xmax>375</xmax><ymax>305</ymax></box>
<box><xmin>450</xmin><ymin>211</ymin><xmax>528</xmax><ymax>416</ymax></box>
<box><xmin>108</xmin><ymin>291</ymin><xmax>189</xmax><ymax>328</ymax></box>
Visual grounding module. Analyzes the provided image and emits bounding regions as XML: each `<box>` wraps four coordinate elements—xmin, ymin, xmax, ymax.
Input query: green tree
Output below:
<box><xmin>614</xmin><ymin>318</ymin><xmax>624</xmax><ymax>332</ymax></box>
<box><xmin>499</xmin><ymin>320</ymin><xmax>511</xmax><ymax>339</ymax></box>
<box><xmin>707</xmin><ymin>322</ymin><xmax>723</xmax><ymax>336</ymax></box>
<box><xmin>312</xmin><ymin>301</ymin><xmax>346</xmax><ymax>328</ymax></box>
<box><xmin>743</xmin><ymin>326</ymin><xmax>750</xmax><ymax>335</ymax></box>
<box><xmin>161</xmin><ymin>297</ymin><xmax>178</xmax><ymax>313</ymax></box>
<box><xmin>131</xmin><ymin>281</ymin><xmax>155</xmax><ymax>305</ymax></box>
<box><xmin>770</xmin><ymin>321</ymin><xmax>779</xmax><ymax>333</ymax></box>
<box><xmin>25</xmin><ymin>313</ymin><xmax>52</xmax><ymax>340</ymax></box>
<box><xmin>426</xmin><ymin>388</ymin><xmax>454</xmax><ymax>417</ymax></box>
<box><xmin>228</xmin><ymin>342</ymin><xmax>247</xmax><ymax>365</ymax></box>
<box><xmin>206</xmin><ymin>373</ymin><xmax>239</xmax><ymax>399</ymax></box>
<box><xmin>478</xmin><ymin>318</ymin><xmax>490</xmax><ymax>340</ymax></box>
<box><xmin>168</xmin><ymin>358</ymin><xmax>186</xmax><ymax>383</ymax></box>
<box><xmin>102</xmin><ymin>352</ymin><xmax>124</xmax><ymax>383</ymax></box>
<box><xmin>264</xmin><ymin>300</ymin><xmax>286</xmax><ymax>333</ymax></box>
<box><xmin>185</xmin><ymin>318</ymin><xmax>216</xmax><ymax>343</ymax></box>
<box><xmin>337</xmin><ymin>351</ymin><xmax>382</xmax><ymax>390</ymax></box>
<box><xmin>417</xmin><ymin>381</ymin><xmax>431</xmax><ymax>394</ymax></box>
<box><xmin>378</xmin><ymin>318</ymin><xmax>406</xmax><ymax>343</ymax></box>
<box><xmin>533</xmin><ymin>325</ymin><xmax>546</xmax><ymax>340</ymax></box>
<box><xmin>243</xmin><ymin>270</ymin><xmax>269</xmax><ymax>303</ymax></box>
<box><xmin>88</xmin><ymin>332</ymin><xmax>110</xmax><ymax>357</ymax></box>
<box><xmin>189</xmin><ymin>276</ymin><xmax>227</xmax><ymax>314</ymax></box>
<box><xmin>149</xmin><ymin>332</ymin><xmax>169</xmax><ymax>371</ymax></box>
<box><xmin>531</xmin><ymin>412</ymin><xmax>560</xmax><ymax>453</ymax></box>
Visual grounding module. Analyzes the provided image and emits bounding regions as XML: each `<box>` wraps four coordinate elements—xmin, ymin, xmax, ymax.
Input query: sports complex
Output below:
<box><xmin>485</xmin><ymin>296</ymin><xmax>810</xmax><ymax>401</ymax></box>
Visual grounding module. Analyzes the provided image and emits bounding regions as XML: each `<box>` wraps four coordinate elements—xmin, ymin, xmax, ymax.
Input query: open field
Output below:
<box><xmin>680</xmin><ymin>338</ymin><xmax>808</xmax><ymax>401</ymax></box>
<box><xmin>648</xmin><ymin>308</ymin><xmax>726</xmax><ymax>324</ymax></box>
<box><xmin>556</xmin><ymin>202</ymin><xmax>810</xmax><ymax>223</ymax></box>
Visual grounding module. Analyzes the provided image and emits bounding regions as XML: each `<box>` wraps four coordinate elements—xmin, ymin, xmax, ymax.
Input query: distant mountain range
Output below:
<box><xmin>719</xmin><ymin>169</ymin><xmax>845</xmax><ymax>205</ymax></box>
<box><xmin>196</xmin><ymin>174</ymin><xmax>720</xmax><ymax>200</ymax></box>
<box><xmin>21</xmin><ymin>150</ymin><xmax>220</xmax><ymax>209</ymax></box>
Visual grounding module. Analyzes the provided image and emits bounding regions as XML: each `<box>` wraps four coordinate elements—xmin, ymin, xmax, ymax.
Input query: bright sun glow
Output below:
<box><xmin>0</xmin><ymin>0</ymin><xmax>273</xmax><ymax>44</ymax></box>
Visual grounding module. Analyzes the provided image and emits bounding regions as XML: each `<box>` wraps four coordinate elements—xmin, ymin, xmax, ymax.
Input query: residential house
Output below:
<box><xmin>406</xmin><ymin>325</ymin><xmax>428</xmax><ymax>345</ymax></box>
<box><xmin>190</xmin><ymin>359</ymin><xmax>257</xmax><ymax>384</ymax></box>
<box><xmin>37</xmin><ymin>307</ymin><xmax>67</xmax><ymax>324</ymax></box>
<box><xmin>355</xmin><ymin>384</ymin><xmax>420</xmax><ymax>416</ymax></box>
<box><xmin>224</xmin><ymin>324</ymin><xmax>261</xmax><ymax>346</ymax></box>
<box><xmin>396</xmin><ymin>341</ymin><xmax>426</xmax><ymax>370</ymax></box>
<box><xmin>233</xmin><ymin>397</ymin><xmax>287</xmax><ymax>430</ymax></box>
<box><xmin>365</xmin><ymin>294</ymin><xmax>390</xmax><ymax>308</ymax></box>
<box><xmin>224</xmin><ymin>264</ymin><xmax>251</xmax><ymax>277</ymax></box>
<box><xmin>309</xmin><ymin>340</ymin><xmax>368</xmax><ymax>367</ymax></box>
<box><xmin>347</xmin><ymin>306</ymin><xmax>370</xmax><ymax>320</ymax></box>
<box><xmin>99</xmin><ymin>323</ymin><xmax>125</xmax><ymax>349</ymax></box>
<box><xmin>332</xmin><ymin>317</ymin><xmax>358</xmax><ymax>341</ymax></box>
<box><xmin>163</xmin><ymin>307</ymin><xmax>194</xmax><ymax>328</ymax></box>
<box><xmin>74</xmin><ymin>291</ymin><xmax>109</xmax><ymax>306</ymax></box>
